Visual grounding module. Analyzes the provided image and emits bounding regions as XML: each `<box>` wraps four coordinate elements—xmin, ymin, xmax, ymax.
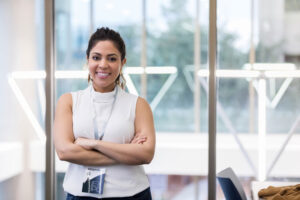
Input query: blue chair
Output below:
<box><xmin>217</xmin><ymin>167</ymin><xmax>247</xmax><ymax>200</ymax></box>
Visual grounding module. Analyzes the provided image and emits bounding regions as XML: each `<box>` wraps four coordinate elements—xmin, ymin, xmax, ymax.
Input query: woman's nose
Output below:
<box><xmin>98</xmin><ymin>59</ymin><xmax>108</xmax><ymax>68</ymax></box>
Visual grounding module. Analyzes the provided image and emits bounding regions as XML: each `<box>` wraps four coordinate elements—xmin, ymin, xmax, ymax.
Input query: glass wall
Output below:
<box><xmin>55</xmin><ymin>0</ymin><xmax>209</xmax><ymax>199</ymax></box>
<box><xmin>0</xmin><ymin>0</ymin><xmax>46</xmax><ymax>199</ymax></box>
<box><xmin>146</xmin><ymin>0</ymin><xmax>195</xmax><ymax>132</ymax></box>
<box><xmin>216</xmin><ymin>0</ymin><xmax>300</xmax><ymax>199</ymax></box>
<box><xmin>2</xmin><ymin>0</ymin><xmax>300</xmax><ymax>199</ymax></box>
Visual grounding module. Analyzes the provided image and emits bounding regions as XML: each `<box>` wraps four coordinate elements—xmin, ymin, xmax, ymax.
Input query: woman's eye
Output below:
<box><xmin>92</xmin><ymin>56</ymin><xmax>99</xmax><ymax>61</ymax></box>
<box><xmin>108</xmin><ymin>57</ymin><xmax>117</xmax><ymax>62</ymax></box>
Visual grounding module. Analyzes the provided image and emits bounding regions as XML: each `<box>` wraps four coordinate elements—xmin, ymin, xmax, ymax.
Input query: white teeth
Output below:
<box><xmin>96</xmin><ymin>72</ymin><xmax>109</xmax><ymax>78</ymax></box>
<box><xmin>97</xmin><ymin>72</ymin><xmax>108</xmax><ymax>75</ymax></box>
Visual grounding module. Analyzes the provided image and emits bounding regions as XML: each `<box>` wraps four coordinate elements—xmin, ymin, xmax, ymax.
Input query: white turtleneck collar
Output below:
<box><xmin>90</xmin><ymin>84</ymin><xmax>118</xmax><ymax>103</ymax></box>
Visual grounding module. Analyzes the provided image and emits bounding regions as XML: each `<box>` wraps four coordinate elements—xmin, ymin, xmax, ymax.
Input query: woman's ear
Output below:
<box><xmin>120</xmin><ymin>58</ymin><xmax>126</xmax><ymax>71</ymax></box>
<box><xmin>122</xmin><ymin>58</ymin><xmax>126</xmax><ymax>66</ymax></box>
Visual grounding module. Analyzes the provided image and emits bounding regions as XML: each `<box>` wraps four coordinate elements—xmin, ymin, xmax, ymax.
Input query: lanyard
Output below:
<box><xmin>90</xmin><ymin>86</ymin><xmax>118</xmax><ymax>140</ymax></box>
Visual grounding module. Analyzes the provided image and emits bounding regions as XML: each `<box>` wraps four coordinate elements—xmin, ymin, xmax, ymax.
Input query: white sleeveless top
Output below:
<box><xmin>63</xmin><ymin>85</ymin><xmax>150</xmax><ymax>198</ymax></box>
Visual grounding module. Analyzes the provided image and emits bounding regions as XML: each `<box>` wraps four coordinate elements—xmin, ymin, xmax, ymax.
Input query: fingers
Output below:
<box><xmin>75</xmin><ymin>138</ymin><xmax>95</xmax><ymax>150</ymax></box>
<box><xmin>74</xmin><ymin>138</ymin><xmax>81</xmax><ymax>145</ymax></box>
<box><xmin>131</xmin><ymin>135</ymin><xmax>147</xmax><ymax>144</ymax></box>
<box><xmin>135</xmin><ymin>137</ymin><xmax>146</xmax><ymax>144</ymax></box>
<box><xmin>75</xmin><ymin>138</ymin><xmax>86</xmax><ymax>145</ymax></box>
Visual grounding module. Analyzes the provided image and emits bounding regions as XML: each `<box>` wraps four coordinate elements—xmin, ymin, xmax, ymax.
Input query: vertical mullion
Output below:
<box><xmin>89</xmin><ymin>0</ymin><xmax>94</xmax><ymax>35</ymax></box>
<box><xmin>45</xmin><ymin>0</ymin><xmax>56</xmax><ymax>199</ymax></box>
<box><xmin>194</xmin><ymin>0</ymin><xmax>201</xmax><ymax>198</ymax></box>
<box><xmin>194</xmin><ymin>0</ymin><xmax>201</xmax><ymax>133</ymax></box>
<box><xmin>249</xmin><ymin>0</ymin><xmax>255</xmax><ymax>134</ymax></box>
<box><xmin>208</xmin><ymin>0</ymin><xmax>217</xmax><ymax>199</ymax></box>
<box><xmin>141</xmin><ymin>0</ymin><xmax>147</xmax><ymax>99</ymax></box>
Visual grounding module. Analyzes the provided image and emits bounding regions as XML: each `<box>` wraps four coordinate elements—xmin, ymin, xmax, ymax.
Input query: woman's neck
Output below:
<box><xmin>92</xmin><ymin>83</ymin><xmax>116</xmax><ymax>93</ymax></box>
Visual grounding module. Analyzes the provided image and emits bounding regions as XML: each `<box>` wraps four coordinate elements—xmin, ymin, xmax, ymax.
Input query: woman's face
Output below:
<box><xmin>88</xmin><ymin>40</ymin><xmax>126</xmax><ymax>93</ymax></box>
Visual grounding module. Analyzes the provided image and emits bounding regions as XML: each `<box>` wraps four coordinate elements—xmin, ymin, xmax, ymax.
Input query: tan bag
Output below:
<box><xmin>258</xmin><ymin>184</ymin><xmax>300</xmax><ymax>200</ymax></box>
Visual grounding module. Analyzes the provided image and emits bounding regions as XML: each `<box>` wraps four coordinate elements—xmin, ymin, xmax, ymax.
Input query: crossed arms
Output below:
<box><xmin>54</xmin><ymin>93</ymin><xmax>156</xmax><ymax>166</ymax></box>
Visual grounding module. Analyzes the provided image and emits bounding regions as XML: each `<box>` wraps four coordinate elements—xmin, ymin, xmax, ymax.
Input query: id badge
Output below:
<box><xmin>82</xmin><ymin>168</ymin><xmax>106</xmax><ymax>195</ymax></box>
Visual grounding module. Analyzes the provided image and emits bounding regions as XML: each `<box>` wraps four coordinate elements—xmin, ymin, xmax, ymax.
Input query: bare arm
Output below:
<box><xmin>53</xmin><ymin>93</ymin><xmax>117</xmax><ymax>166</ymax></box>
<box><xmin>75</xmin><ymin>97</ymin><xmax>156</xmax><ymax>165</ymax></box>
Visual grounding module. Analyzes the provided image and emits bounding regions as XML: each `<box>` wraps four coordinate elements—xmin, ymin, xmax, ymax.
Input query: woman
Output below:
<box><xmin>54</xmin><ymin>27</ymin><xmax>155</xmax><ymax>200</ymax></box>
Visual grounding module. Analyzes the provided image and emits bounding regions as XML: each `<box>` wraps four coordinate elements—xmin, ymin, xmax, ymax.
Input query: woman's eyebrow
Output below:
<box><xmin>107</xmin><ymin>53</ymin><xmax>118</xmax><ymax>57</ymax></box>
<box><xmin>90</xmin><ymin>52</ymin><xmax>117</xmax><ymax>57</ymax></box>
<box><xmin>91</xmin><ymin>52</ymin><xmax>101</xmax><ymax>55</ymax></box>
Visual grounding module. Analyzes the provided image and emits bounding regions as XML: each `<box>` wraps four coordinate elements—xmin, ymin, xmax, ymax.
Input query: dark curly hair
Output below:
<box><xmin>86</xmin><ymin>27</ymin><xmax>126</xmax><ymax>88</ymax></box>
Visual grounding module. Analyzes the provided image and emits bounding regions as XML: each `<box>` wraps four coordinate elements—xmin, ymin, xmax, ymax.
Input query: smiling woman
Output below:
<box><xmin>86</xmin><ymin>28</ymin><xmax>127</xmax><ymax>92</ymax></box>
<box><xmin>87</xmin><ymin>40</ymin><xmax>126</xmax><ymax>93</ymax></box>
<box><xmin>54</xmin><ymin>27</ymin><xmax>155</xmax><ymax>200</ymax></box>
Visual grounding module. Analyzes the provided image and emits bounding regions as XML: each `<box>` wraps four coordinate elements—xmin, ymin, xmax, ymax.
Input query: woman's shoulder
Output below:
<box><xmin>57</xmin><ymin>87</ymin><xmax>89</xmax><ymax>107</ymax></box>
<box><xmin>136</xmin><ymin>96</ymin><xmax>151</xmax><ymax>110</ymax></box>
<box><xmin>57</xmin><ymin>93</ymin><xmax>72</xmax><ymax>107</ymax></box>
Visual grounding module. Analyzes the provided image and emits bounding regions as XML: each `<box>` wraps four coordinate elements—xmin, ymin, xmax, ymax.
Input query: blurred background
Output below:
<box><xmin>1</xmin><ymin>0</ymin><xmax>300</xmax><ymax>199</ymax></box>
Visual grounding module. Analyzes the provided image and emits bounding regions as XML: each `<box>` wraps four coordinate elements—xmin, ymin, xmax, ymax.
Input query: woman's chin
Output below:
<box><xmin>93</xmin><ymin>81</ymin><xmax>115</xmax><ymax>92</ymax></box>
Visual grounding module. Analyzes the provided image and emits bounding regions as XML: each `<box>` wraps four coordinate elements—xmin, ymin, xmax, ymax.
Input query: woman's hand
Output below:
<box><xmin>130</xmin><ymin>134</ymin><xmax>147</xmax><ymax>144</ymax></box>
<box><xmin>76</xmin><ymin>134</ymin><xmax>147</xmax><ymax>150</ymax></box>
<box><xmin>75</xmin><ymin>97</ymin><xmax>155</xmax><ymax>165</ymax></box>
<box><xmin>75</xmin><ymin>137</ymin><xmax>97</xmax><ymax>150</ymax></box>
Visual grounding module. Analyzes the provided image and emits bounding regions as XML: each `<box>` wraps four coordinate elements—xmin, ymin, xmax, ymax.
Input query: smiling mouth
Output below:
<box><xmin>96</xmin><ymin>72</ymin><xmax>110</xmax><ymax>78</ymax></box>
